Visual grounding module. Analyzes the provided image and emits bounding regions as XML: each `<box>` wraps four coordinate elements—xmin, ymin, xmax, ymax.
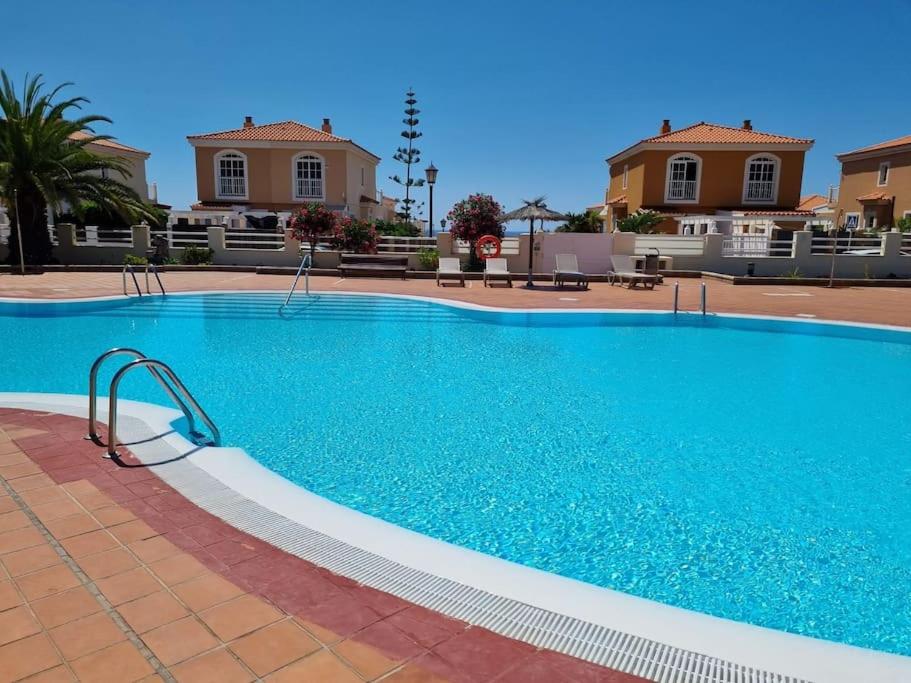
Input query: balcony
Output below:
<box><xmin>218</xmin><ymin>177</ymin><xmax>246</xmax><ymax>198</ymax></box>
<box><xmin>295</xmin><ymin>179</ymin><xmax>323</xmax><ymax>199</ymax></box>
<box><xmin>666</xmin><ymin>179</ymin><xmax>697</xmax><ymax>201</ymax></box>
<box><xmin>745</xmin><ymin>180</ymin><xmax>775</xmax><ymax>202</ymax></box>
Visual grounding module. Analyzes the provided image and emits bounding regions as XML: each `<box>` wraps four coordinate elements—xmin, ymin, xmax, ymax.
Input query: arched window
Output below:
<box><xmin>214</xmin><ymin>151</ymin><xmax>247</xmax><ymax>199</ymax></box>
<box><xmin>743</xmin><ymin>154</ymin><xmax>779</xmax><ymax>203</ymax></box>
<box><xmin>665</xmin><ymin>154</ymin><xmax>700</xmax><ymax>202</ymax></box>
<box><xmin>293</xmin><ymin>153</ymin><xmax>324</xmax><ymax>200</ymax></box>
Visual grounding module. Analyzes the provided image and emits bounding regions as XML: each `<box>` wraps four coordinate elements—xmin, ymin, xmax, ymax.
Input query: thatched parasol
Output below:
<box><xmin>500</xmin><ymin>197</ymin><xmax>568</xmax><ymax>287</ymax></box>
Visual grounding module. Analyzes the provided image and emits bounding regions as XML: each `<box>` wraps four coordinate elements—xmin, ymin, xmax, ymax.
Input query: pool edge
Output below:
<box><xmin>1</xmin><ymin>392</ymin><xmax>909</xmax><ymax>683</ymax></box>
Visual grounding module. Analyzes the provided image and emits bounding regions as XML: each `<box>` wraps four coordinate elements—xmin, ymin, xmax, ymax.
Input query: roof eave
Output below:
<box><xmin>836</xmin><ymin>143</ymin><xmax>911</xmax><ymax>162</ymax></box>
<box><xmin>607</xmin><ymin>141</ymin><xmax>814</xmax><ymax>166</ymax></box>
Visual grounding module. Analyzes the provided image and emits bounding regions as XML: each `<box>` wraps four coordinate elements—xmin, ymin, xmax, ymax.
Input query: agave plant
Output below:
<box><xmin>0</xmin><ymin>71</ymin><xmax>154</xmax><ymax>264</ymax></box>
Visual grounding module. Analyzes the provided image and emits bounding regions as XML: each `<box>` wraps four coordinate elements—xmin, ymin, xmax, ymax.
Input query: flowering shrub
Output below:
<box><xmin>448</xmin><ymin>193</ymin><xmax>504</xmax><ymax>243</ymax></box>
<box><xmin>447</xmin><ymin>194</ymin><xmax>504</xmax><ymax>268</ymax></box>
<box><xmin>288</xmin><ymin>202</ymin><xmax>337</xmax><ymax>252</ymax></box>
<box><xmin>332</xmin><ymin>216</ymin><xmax>379</xmax><ymax>254</ymax></box>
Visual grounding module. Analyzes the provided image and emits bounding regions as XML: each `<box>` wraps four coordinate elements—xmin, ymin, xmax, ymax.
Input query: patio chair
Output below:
<box><xmin>607</xmin><ymin>255</ymin><xmax>658</xmax><ymax>290</ymax></box>
<box><xmin>553</xmin><ymin>254</ymin><xmax>589</xmax><ymax>289</ymax></box>
<box><xmin>436</xmin><ymin>257</ymin><xmax>465</xmax><ymax>287</ymax></box>
<box><xmin>483</xmin><ymin>258</ymin><xmax>512</xmax><ymax>287</ymax></box>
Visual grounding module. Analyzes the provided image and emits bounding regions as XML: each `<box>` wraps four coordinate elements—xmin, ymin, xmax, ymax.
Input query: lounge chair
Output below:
<box><xmin>607</xmin><ymin>255</ymin><xmax>659</xmax><ymax>290</ymax></box>
<box><xmin>436</xmin><ymin>257</ymin><xmax>465</xmax><ymax>287</ymax></box>
<box><xmin>483</xmin><ymin>258</ymin><xmax>512</xmax><ymax>287</ymax></box>
<box><xmin>553</xmin><ymin>254</ymin><xmax>589</xmax><ymax>289</ymax></box>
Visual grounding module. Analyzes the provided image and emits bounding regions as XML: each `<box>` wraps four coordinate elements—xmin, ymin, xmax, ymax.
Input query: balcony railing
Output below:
<box><xmin>295</xmin><ymin>179</ymin><xmax>323</xmax><ymax>199</ymax></box>
<box><xmin>745</xmin><ymin>180</ymin><xmax>775</xmax><ymax>201</ymax></box>
<box><xmin>666</xmin><ymin>180</ymin><xmax>696</xmax><ymax>201</ymax></box>
<box><xmin>218</xmin><ymin>177</ymin><xmax>246</xmax><ymax>198</ymax></box>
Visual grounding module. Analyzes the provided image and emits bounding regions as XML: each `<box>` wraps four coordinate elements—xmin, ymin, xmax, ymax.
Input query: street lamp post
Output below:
<box><xmin>424</xmin><ymin>163</ymin><xmax>438</xmax><ymax>237</ymax></box>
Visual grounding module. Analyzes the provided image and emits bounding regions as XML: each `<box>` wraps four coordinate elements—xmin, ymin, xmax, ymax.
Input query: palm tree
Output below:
<box><xmin>0</xmin><ymin>71</ymin><xmax>154</xmax><ymax>265</ymax></box>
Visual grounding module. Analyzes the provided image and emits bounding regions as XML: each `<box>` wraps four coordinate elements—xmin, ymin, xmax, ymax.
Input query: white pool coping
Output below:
<box><xmin>1</xmin><ymin>292</ymin><xmax>910</xmax><ymax>682</ymax></box>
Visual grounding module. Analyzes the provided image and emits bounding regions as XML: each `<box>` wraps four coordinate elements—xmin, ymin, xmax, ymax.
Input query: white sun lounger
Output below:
<box><xmin>553</xmin><ymin>254</ymin><xmax>589</xmax><ymax>289</ymax></box>
<box><xmin>607</xmin><ymin>255</ymin><xmax>659</xmax><ymax>290</ymax></box>
<box><xmin>483</xmin><ymin>258</ymin><xmax>512</xmax><ymax>287</ymax></box>
<box><xmin>436</xmin><ymin>257</ymin><xmax>465</xmax><ymax>287</ymax></box>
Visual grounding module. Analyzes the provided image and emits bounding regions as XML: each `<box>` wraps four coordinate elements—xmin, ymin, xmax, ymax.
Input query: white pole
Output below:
<box><xmin>13</xmin><ymin>189</ymin><xmax>25</xmax><ymax>275</ymax></box>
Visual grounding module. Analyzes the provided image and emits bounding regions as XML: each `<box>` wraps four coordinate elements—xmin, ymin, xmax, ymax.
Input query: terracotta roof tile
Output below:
<box><xmin>187</xmin><ymin>120</ymin><xmax>347</xmax><ymax>143</ymax></box>
<box><xmin>797</xmin><ymin>194</ymin><xmax>829</xmax><ymax>211</ymax></box>
<box><xmin>606</xmin><ymin>195</ymin><xmax>627</xmax><ymax>205</ymax></box>
<box><xmin>642</xmin><ymin>122</ymin><xmax>813</xmax><ymax>145</ymax></box>
<box><xmin>856</xmin><ymin>191</ymin><xmax>890</xmax><ymax>202</ymax></box>
<box><xmin>69</xmin><ymin>131</ymin><xmax>149</xmax><ymax>155</ymax></box>
<box><xmin>840</xmin><ymin>134</ymin><xmax>911</xmax><ymax>157</ymax></box>
<box><xmin>739</xmin><ymin>209</ymin><xmax>815</xmax><ymax>217</ymax></box>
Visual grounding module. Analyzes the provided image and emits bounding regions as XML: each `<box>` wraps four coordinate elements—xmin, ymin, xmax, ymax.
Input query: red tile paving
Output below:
<box><xmin>1</xmin><ymin>270</ymin><xmax>909</xmax><ymax>327</ymax></box>
<box><xmin>0</xmin><ymin>410</ymin><xmax>648</xmax><ymax>682</ymax></box>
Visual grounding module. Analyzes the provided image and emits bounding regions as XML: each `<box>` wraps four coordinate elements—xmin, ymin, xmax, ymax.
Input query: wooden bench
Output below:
<box><xmin>338</xmin><ymin>254</ymin><xmax>408</xmax><ymax>279</ymax></box>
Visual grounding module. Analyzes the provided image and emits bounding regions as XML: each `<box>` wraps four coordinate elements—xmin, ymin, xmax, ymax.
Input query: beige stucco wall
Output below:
<box><xmin>194</xmin><ymin>146</ymin><xmax>378</xmax><ymax>213</ymax></box>
<box><xmin>86</xmin><ymin>144</ymin><xmax>149</xmax><ymax>202</ymax></box>
<box><xmin>835</xmin><ymin>150</ymin><xmax>911</xmax><ymax>227</ymax></box>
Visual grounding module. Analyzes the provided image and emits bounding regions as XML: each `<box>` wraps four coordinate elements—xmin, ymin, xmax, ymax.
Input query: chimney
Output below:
<box><xmin>321</xmin><ymin>118</ymin><xmax>332</xmax><ymax>134</ymax></box>
<box><xmin>742</xmin><ymin>119</ymin><xmax>752</xmax><ymax>130</ymax></box>
<box><xmin>243</xmin><ymin>116</ymin><xmax>254</xmax><ymax>128</ymax></box>
<box><xmin>660</xmin><ymin>119</ymin><xmax>671</xmax><ymax>135</ymax></box>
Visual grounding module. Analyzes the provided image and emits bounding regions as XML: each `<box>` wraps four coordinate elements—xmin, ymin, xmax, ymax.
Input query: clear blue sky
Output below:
<box><xmin>5</xmin><ymin>0</ymin><xmax>910</xmax><ymax>221</ymax></box>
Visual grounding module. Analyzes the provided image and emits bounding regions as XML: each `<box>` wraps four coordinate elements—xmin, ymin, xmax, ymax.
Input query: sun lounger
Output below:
<box><xmin>607</xmin><ymin>255</ymin><xmax>659</xmax><ymax>290</ymax></box>
<box><xmin>553</xmin><ymin>254</ymin><xmax>589</xmax><ymax>289</ymax></box>
<box><xmin>437</xmin><ymin>257</ymin><xmax>465</xmax><ymax>286</ymax></box>
<box><xmin>483</xmin><ymin>258</ymin><xmax>512</xmax><ymax>287</ymax></box>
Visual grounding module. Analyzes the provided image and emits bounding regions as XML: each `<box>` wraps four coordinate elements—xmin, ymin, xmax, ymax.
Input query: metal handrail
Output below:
<box><xmin>145</xmin><ymin>263</ymin><xmax>165</xmax><ymax>295</ymax></box>
<box><xmin>122</xmin><ymin>264</ymin><xmax>142</xmax><ymax>296</ymax></box>
<box><xmin>281</xmin><ymin>252</ymin><xmax>312</xmax><ymax>308</ymax></box>
<box><xmin>106</xmin><ymin>358</ymin><xmax>220</xmax><ymax>458</ymax></box>
<box><xmin>87</xmin><ymin>348</ymin><xmax>196</xmax><ymax>446</ymax></box>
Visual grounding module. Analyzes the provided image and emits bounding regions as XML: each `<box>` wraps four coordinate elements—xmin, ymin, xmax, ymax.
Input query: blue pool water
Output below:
<box><xmin>1</xmin><ymin>293</ymin><xmax>910</xmax><ymax>655</ymax></box>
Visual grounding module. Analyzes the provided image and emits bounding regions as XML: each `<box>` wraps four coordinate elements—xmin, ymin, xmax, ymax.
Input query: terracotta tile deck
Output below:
<box><xmin>0</xmin><ymin>270</ymin><xmax>909</xmax><ymax>327</ymax></box>
<box><xmin>0</xmin><ymin>411</ymin><xmax>647</xmax><ymax>682</ymax></box>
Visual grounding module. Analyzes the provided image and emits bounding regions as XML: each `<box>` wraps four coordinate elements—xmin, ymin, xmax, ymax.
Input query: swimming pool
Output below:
<box><xmin>2</xmin><ymin>292</ymin><xmax>910</xmax><ymax>656</ymax></box>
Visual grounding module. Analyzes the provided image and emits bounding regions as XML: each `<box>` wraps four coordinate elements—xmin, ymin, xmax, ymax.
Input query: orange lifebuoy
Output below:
<box><xmin>475</xmin><ymin>235</ymin><xmax>502</xmax><ymax>260</ymax></box>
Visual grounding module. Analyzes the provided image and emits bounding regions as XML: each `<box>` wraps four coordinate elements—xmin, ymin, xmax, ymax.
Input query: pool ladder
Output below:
<box><xmin>672</xmin><ymin>282</ymin><xmax>707</xmax><ymax>315</ymax></box>
<box><xmin>86</xmin><ymin>348</ymin><xmax>220</xmax><ymax>458</ymax></box>
<box><xmin>280</xmin><ymin>252</ymin><xmax>312</xmax><ymax>309</ymax></box>
<box><xmin>122</xmin><ymin>263</ymin><xmax>166</xmax><ymax>297</ymax></box>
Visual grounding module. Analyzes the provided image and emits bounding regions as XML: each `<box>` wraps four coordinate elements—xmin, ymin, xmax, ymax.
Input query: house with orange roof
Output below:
<box><xmin>833</xmin><ymin>134</ymin><xmax>911</xmax><ymax>230</ymax></box>
<box><xmin>69</xmin><ymin>131</ymin><xmax>152</xmax><ymax>202</ymax></box>
<box><xmin>601</xmin><ymin>120</ymin><xmax>815</xmax><ymax>236</ymax></box>
<box><xmin>186</xmin><ymin>116</ymin><xmax>385</xmax><ymax>220</ymax></box>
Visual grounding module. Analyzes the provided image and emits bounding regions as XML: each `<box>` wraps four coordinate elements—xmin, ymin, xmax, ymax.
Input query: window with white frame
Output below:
<box><xmin>665</xmin><ymin>155</ymin><xmax>699</xmax><ymax>201</ymax></box>
<box><xmin>215</xmin><ymin>152</ymin><xmax>247</xmax><ymax>199</ymax></box>
<box><xmin>743</xmin><ymin>155</ymin><xmax>778</xmax><ymax>202</ymax></box>
<box><xmin>864</xmin><ymin>213</ymin><xmax>877</xmax><ymax>229</ymax></box>
<box><xmin>293</xmin><ymin>154</ymin><xmax>324</xmax><ymax>199</ymax></box>
<box><xmin>360</xmin><ymin>166</ymin><xmax>365</xmax><ymax>187</ymax></box>
<box><xmin>877</xmin><ymin>162</ymin><xmax>890</xmax><ymax>187</ymax></box>
<box><xmin>622</xmin><ymin>164</ymin><xmax>629</xmax><ymax>190</ymax></box>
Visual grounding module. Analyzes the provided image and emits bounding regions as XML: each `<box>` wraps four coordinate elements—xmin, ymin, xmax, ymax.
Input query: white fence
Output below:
<box><xmin>723</xmin><ymin>236</ymin><xmax>794</xmax><ymax>257</ymax></box>
<box><xmin>377</xmin><ymin>236</ymin><xmax>437</xmax><ymax>254</ymax></box>
<box><xmin>810</xmin><ymin>237</ymin><xmax>884</xmax><ymax>255</ymax></box>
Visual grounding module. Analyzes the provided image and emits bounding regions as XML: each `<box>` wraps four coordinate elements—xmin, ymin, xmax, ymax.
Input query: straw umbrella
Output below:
<box><xmin>500</xmin><ymin>197</ymin><xmax>568</xmax><ymax>287</ymax></box>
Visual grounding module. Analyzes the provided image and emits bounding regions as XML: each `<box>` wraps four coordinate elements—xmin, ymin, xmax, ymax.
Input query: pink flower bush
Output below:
<box><xmin>447</xmin><ymin>194</ymin><xmax>504</xmax><ymax>267</ymax></box>
<box><xmin>288</xmin><ymin>203</ymin><xmax>338</xmax><ymax>251</ymax></box>
<box><xmin>331</xmin><ymin>216</ymin><xmax>379</xmax><ymax>254</ymax></box>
